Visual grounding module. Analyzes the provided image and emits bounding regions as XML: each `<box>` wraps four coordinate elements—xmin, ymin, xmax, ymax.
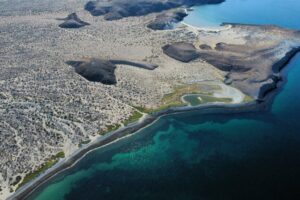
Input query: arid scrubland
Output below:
<box><xmin>0</xmin><ymin>0</ymin><xmax>223</xmax><ymax>197</ymax></box>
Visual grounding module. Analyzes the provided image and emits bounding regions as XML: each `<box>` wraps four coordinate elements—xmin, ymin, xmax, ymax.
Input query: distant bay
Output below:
<box><xmin>184</xmin><ymin>0</ymin><xmax>300</xmax><ymax>30</ymax></box>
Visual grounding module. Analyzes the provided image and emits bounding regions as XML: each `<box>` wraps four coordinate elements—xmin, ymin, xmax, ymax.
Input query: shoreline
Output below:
<box><xmin>3</xmin><ymin>0</ymin><xmax>300</xmax><ymax>198</ymax></box>
<box><xmin>8</xmin><ymin>18</ymin><xmax>300</xmax><ymax>200</ymax></box>
<box><xmin>9</xmin><ymin>49</ymin><xmax>297</xmax><ymax>200</ymax></box>
<box><xmin>10</xmin><ymin>102</ymin><xmax>259</xmax><ymax>200</ymax></box>
<box><xmin>9</xmin><ymin>31</ymin><xmax>300</xmax><ymax>199</ymax></box>
<box><xmin>180</xmin><ymin>21</ymin><xmax>232</xmax><ymax>32</ymax></box>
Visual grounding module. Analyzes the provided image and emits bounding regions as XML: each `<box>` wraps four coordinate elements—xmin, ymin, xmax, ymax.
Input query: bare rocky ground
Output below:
<box><xmin>164</xmin><ymin>24</ymin><xmax>300</xmax><ymax>99</ymax></box>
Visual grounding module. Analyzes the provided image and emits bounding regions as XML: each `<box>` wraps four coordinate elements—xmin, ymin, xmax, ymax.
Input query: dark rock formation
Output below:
<box><xmin>66</xmin><ymin>59</ymin><xmax>117</xmax><ymax>85</ymax></box>
<box><xmin>147</xmin><ymin>9</ymin><xmax>188</xmax><ymax>30</ymax></box>
<box><xmin>197</xmin><ymin>43</ymin><xmax>300</xmax><ymax>99</ymax></box>
<box><xmin>199</xmin><ymin>44</ymin><xmax>212</xmax><ymax>50</ymax></box>
<box><xmin>162</xmin><ymin>42</ymin><xmax>199</xmax><ymax>62</ymax></box>
<box><xmin>66</xmin><ymin>58</ymin><xmax>158</xmax><ymax>84</ymax></box>
<box><xmin>109</xmin><ymin>60</ymin><xmax>158</xmax><ymax>70</ymax></box>
<box><xmin>57</xmin><ymin>13</ymin><xmax>90</xmax><ymax>29</ymax></box>
<box><xmin>162</xmin><ymin>25</ymin><xmax>300</xmax><ymax>100</ymax></box>
<box><xmin>84</xmin><ymin>0</ymin><xmax>224</xmax><ymax>20</ymax></box>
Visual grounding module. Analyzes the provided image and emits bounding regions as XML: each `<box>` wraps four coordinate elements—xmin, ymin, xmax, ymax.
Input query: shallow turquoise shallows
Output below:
<box><xmin>184</xmin><ymin>0</ymin><xmax>300</xmax><ymax>29</ymax></box>
<box><xmin>28</xmin><ymin>1</ymin><xmax>300</xmax><ymax>200</ymax></box>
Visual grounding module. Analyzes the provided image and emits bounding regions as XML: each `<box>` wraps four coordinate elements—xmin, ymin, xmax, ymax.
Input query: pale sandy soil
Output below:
<box><xmin>214</xmin><ymin>82</ymin><xmax>245</xmax><ymax>103</ymax></box>
<box><xmin>181</xmin><ymin>81</ymin><xmax>246</xmax><ymax>106</ymax></box>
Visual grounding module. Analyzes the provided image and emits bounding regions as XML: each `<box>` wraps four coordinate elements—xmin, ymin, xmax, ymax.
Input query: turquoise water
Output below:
<box><xmin>184</xmin><ymin>0</ymin><xmax>300</xmax><ymax>29</ymax></box>
<box><xmin>28</xmin><ymin>1</ymin><xmax>300</xmax><ymax>200</ymax></box>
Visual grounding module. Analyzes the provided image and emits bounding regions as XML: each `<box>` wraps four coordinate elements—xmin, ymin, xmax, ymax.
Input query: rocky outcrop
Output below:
<box><xmin>197</xmin><ymin>42</ymin><xmax>300</xmax><ymax>100</ymax></box>
<box><xmin>66</xmin><ymin>59</ymin><xmax>158</xmax><ymax>85</ymax></box>
<box><xmin>57</xmin><ymin>13</ymin><xmax>90</xmax><ymax>29</ymax></box>
<box><xmin>163</xmin><ymin>25</ymin><xmax>300</xmax><ymax>100</ymax></box>
<box><xmin>109</xmin><ymin>60</ymin><xmax>158</xmax><ymax>70</ymax></box>
<box><xmin>84</xmin><ymin>0</ymin><xmax>224</xmax><ymax>20</ymax></box>
<box><xmin>147</xmin><ymin>9</ymin><xmax>188</xmax><ymax>30</ymax></box>
<box><xmin>66</xmin><ymin>59</ymin><xmax>117</xmax><ymax>84</ymax></box>
<box><xmin>162</xmin><ymin>42</ymin><xmax>199</xmax><ymax>62</ymax></box>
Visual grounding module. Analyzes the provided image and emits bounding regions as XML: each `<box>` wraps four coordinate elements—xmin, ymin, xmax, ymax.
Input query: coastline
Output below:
<box><xmin>180</xmin><ymin>21</ymin><xmax>232</xmax><ymax>32</ymax></box>
<box><xmin>9</xmin><ymin>103</ymin><xmax>258</xmax><ymax>200</ymax></box>
<box><xmin>7</xmin><ymin>49</ymin><xmax>300</xmax><ymax>200</ymax></box>
<box><xmin>2</xmin><ymin>0</ymin><xmax>300</xmax><ymax>198</ymax></box>
<box><xmin>8</xmin><ymin>49</ymin><xmax>300</xmax><ymax>200</ymax></box>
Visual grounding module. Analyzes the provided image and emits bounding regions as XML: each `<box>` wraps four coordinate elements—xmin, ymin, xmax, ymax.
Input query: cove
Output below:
<box><xmin>184</xmin><ymin>0</ymin><xmax>300</xmax><ymax>29</ymax></box>
<box><xmin>27</xmin><ymin>1</ymin><xmax>300</xmax><ymax>200</ymax></box>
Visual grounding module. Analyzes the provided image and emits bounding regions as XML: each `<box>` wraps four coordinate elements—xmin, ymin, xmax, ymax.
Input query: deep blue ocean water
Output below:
<box><xmin>27</xmin><ymin>1</ymin><xmax>300</xmax><ymax>200</ymax></box>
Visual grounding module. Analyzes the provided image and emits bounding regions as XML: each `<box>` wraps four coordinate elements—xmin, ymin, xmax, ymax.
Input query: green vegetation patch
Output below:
<box><xmin>122</xmin><ymin>111</ymin><xmax>143</xmax><ymax>126</ymax></box>
<box><xmin>134</xmin><ymin>84</ymin><xmax>210</xmax><ymax>113</ymax></box>
<box><xmin>132</xmin><ymin>106</ymin><xmax>150</xmax><ymax>113</ymax></box>
<box><xmin>17</xmin><ymin>152</ymin><xmax>65</xmax><ymax>190</ymax></box>
<box><xmin>152</xmin><ymin>83</ymin><xmax>223</xmax><ymax>111</ymax></box>
<box><xmin>98</xmin><ymin>111</ymin><xmax>143</xmax><ymax>136</ymax></box>
<box><xmin>183</xmin><ymin>94</ymin><xmax>232</xmax><ymax>106</ymax></box>
<box><xmin>78</xmin><ymin>139</ymin><xmax>91</xmax><ymax>147</ymax></box>
<box><xmin>243</xmin><ymin>95</ymin><xmax>254</xmax><ymax>103</ymax></box>
<box><xmin>134</xmin><ymin>83</ymin><xmax>239</xmax><ymax>112</ymax></box>
<box><xmin>161</xmin><ymin>84</ymin><xmax>210</xmax><ymax>105</ymax></box>
<box><xmin>199</xmin><ymin>95</ymin><xmax>232</xmax><ymax>104</ymax></box>
<box><xmin>99</xmin><ymin>124</ymin><xmax>121</xmax><ymax>135</ymax></box>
